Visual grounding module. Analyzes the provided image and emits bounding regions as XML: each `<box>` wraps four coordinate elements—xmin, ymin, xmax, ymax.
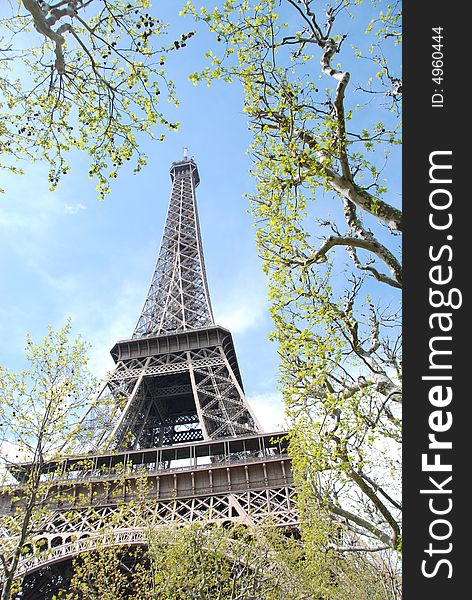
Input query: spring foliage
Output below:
<box><xmin>184</xmin><ymin>0</ymin><xmax>402</xmax><ymax>553</ymax></box>
<box><xmin>57</xmin><ymin>522</ymin><xmax>400</xmax><ymax>599</ymax></box>
<box><xmin>0</xmin><ymin>1</ymin><xmax>194</xmax><ymax>197</ymax></box>
<box><xmin>0</xmin><ymin>321</ymin><xmax>97</xmax><ymax>599</ymax></box>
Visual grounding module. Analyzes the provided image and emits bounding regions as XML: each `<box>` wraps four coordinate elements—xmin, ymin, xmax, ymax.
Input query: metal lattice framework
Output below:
<box><xmin>70</xmin><ymin>157</ymin><xmax>262</xmax><ymax>452</ymax></box>
<box><xmin>1</xmin><ymin>434</ymin><xmax>296</xmax><ymax>581</ymax></box>
<box><xmin>11</xmin><ymin>482</ymin><xmax>298</xmax><ymax>578</ymax></box>
<box><xmin>0</xmin><ymin>155</ymin><xmax>296</xmax><ymax>597</ymax></box>
<box><xmin>134</xmin><ymin>158</ymin><xmax>213</xmax><ymax>337</ymax></box>
<box><xmin>74</xmin><ymin>326</ymin><xmax>262</xmax><ymax>452</ymax></box>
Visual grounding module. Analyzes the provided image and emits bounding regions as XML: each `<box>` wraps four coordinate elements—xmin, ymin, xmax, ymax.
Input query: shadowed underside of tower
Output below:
<box><xmin>0</xmin><ymin>155</ymin><xmax>296</xmax><ymax>598</ymax></box>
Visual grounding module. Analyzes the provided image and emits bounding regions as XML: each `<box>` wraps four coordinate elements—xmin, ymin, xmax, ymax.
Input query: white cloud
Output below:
<box><xmin>64</xmin><ymin>203</ymin><xmax>87</xmax><ymax>214</ymax></box>
<box><xmin>216</xmin><ymin>300</ymin><xmax>266</xmax><ymax>334</ymax></box>
<box><xmin>213</xmin><ymin>268</ymin><xmax>269</xmax><ymax>335</ymax></box>
<box><xmin>249</xmin><ymin>391</ymin><xmax>287</xmax><ymax>433</ymax></box>
<box><xmin>0</xmin><ymin>195</ymin><xmax>57</xmax><ymax>236</ymax></box>
<box><xmin>0</xmin><ymin>166</ymin><xmax>67</xmax><ymax>270</ymax></box>
<box><xmin>85</xmin><ymin>282</ymin><xmax>142</xmax><ymax>378</ymax></box>
<box><xmin>0</xmin><ymin>440</ymin><xmax>31</xmax><ymax>465</ymax></box>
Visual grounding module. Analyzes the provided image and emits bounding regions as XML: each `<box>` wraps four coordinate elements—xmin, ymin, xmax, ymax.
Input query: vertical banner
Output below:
<box><xmin>404</xmin><ymin>1</ymin><xmax>466</xmax><ymax>596</ymax></box>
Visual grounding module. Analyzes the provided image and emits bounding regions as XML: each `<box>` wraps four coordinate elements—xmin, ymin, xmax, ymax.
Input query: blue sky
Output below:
<box><xmin>0</xmin><ymin>3</ymin><xmax>287</xmax><ymax>433</ymax></box>
<box><xmin>0</xmin><ymin>0</ymin><xmax>401</xmax><ymax>437</ymax></box>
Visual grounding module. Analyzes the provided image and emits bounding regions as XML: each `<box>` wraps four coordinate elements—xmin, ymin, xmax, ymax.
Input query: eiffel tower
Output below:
<box><xmin>0</xmin><ymin>155</ymin><xmax>297</xmax><ymax>598</ymax></box>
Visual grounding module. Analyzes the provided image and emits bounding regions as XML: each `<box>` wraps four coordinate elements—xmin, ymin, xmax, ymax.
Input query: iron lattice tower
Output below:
<box><xmin>0</xmin><ymin>156</ymin><xmax>296</xmax><ymax>598</ymax></box>
<box><xmin>77</xmin><ymin>157</ymin><xmax>262</xmax><ymax>451</ymax></box>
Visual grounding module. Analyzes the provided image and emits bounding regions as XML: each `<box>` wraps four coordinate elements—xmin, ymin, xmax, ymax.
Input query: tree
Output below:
<box><xmin>58</xmin><ymin>520</ymin><xmax>400</xmax><ymax>599</ymax></box>
<box><xmin>59</xmin><ymin>544</ymin><xmax>152</xmax><ymax>600</ymax></box>
<box><xmin>142</xmin><ymin>523</ymin><xmax>303</xmax><ymax>599</ymax></box>
<box><xmin>61</xmin><ymin>524</ymin><xmax>297</xmax><ymax>599</ymax></box>
<box><xmin>2</xmin><ymin>0</ymin><xmax>403</xmax><ymax>592</ymax></box>
<box><xmin>0</xmin><ymin>1</ymin><xmax>193</xmax><ymax>197</ymax></box>
<box><xmin>0</xmin><ymin>321</ymin><xmax>97</xmax><ymax>599</ymax></box>
<box><xmin>184</xmin><ymin>0</ymin><xmax>402</xmax><ymax>554</ymax></box>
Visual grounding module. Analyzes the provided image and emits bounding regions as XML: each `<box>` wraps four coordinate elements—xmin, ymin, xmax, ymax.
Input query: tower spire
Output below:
<box><xmin>134</xmin><ymin>157</ymin><xmax>214</xmax><ymax>338</ymax></box>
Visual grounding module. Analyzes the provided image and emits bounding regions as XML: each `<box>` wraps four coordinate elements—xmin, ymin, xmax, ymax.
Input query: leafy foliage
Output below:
<box><xmin>0</xmin><ymin>1</ymin><xmax>194</xmax><ymax>197</ymax></box>
<box><xmin>57</xmin><ymin>522</ymin><xmax>400</xmax><ymax>599</ymax></box>
<box><xmin>184</xmin><ymin>0</ymin><xmax>402</xmax><ymax>555</ymax></box>
<box><xmin>0</xmin><ymin>321</ymin><xmax>97</xmax><ymax>599</ymax></box>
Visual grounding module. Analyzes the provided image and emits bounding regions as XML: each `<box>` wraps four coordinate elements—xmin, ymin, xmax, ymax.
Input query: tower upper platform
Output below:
<box><xmin>170</xmin><ymin>157</ymin><xmax>200</xmax><ymax>187</ymax></box>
